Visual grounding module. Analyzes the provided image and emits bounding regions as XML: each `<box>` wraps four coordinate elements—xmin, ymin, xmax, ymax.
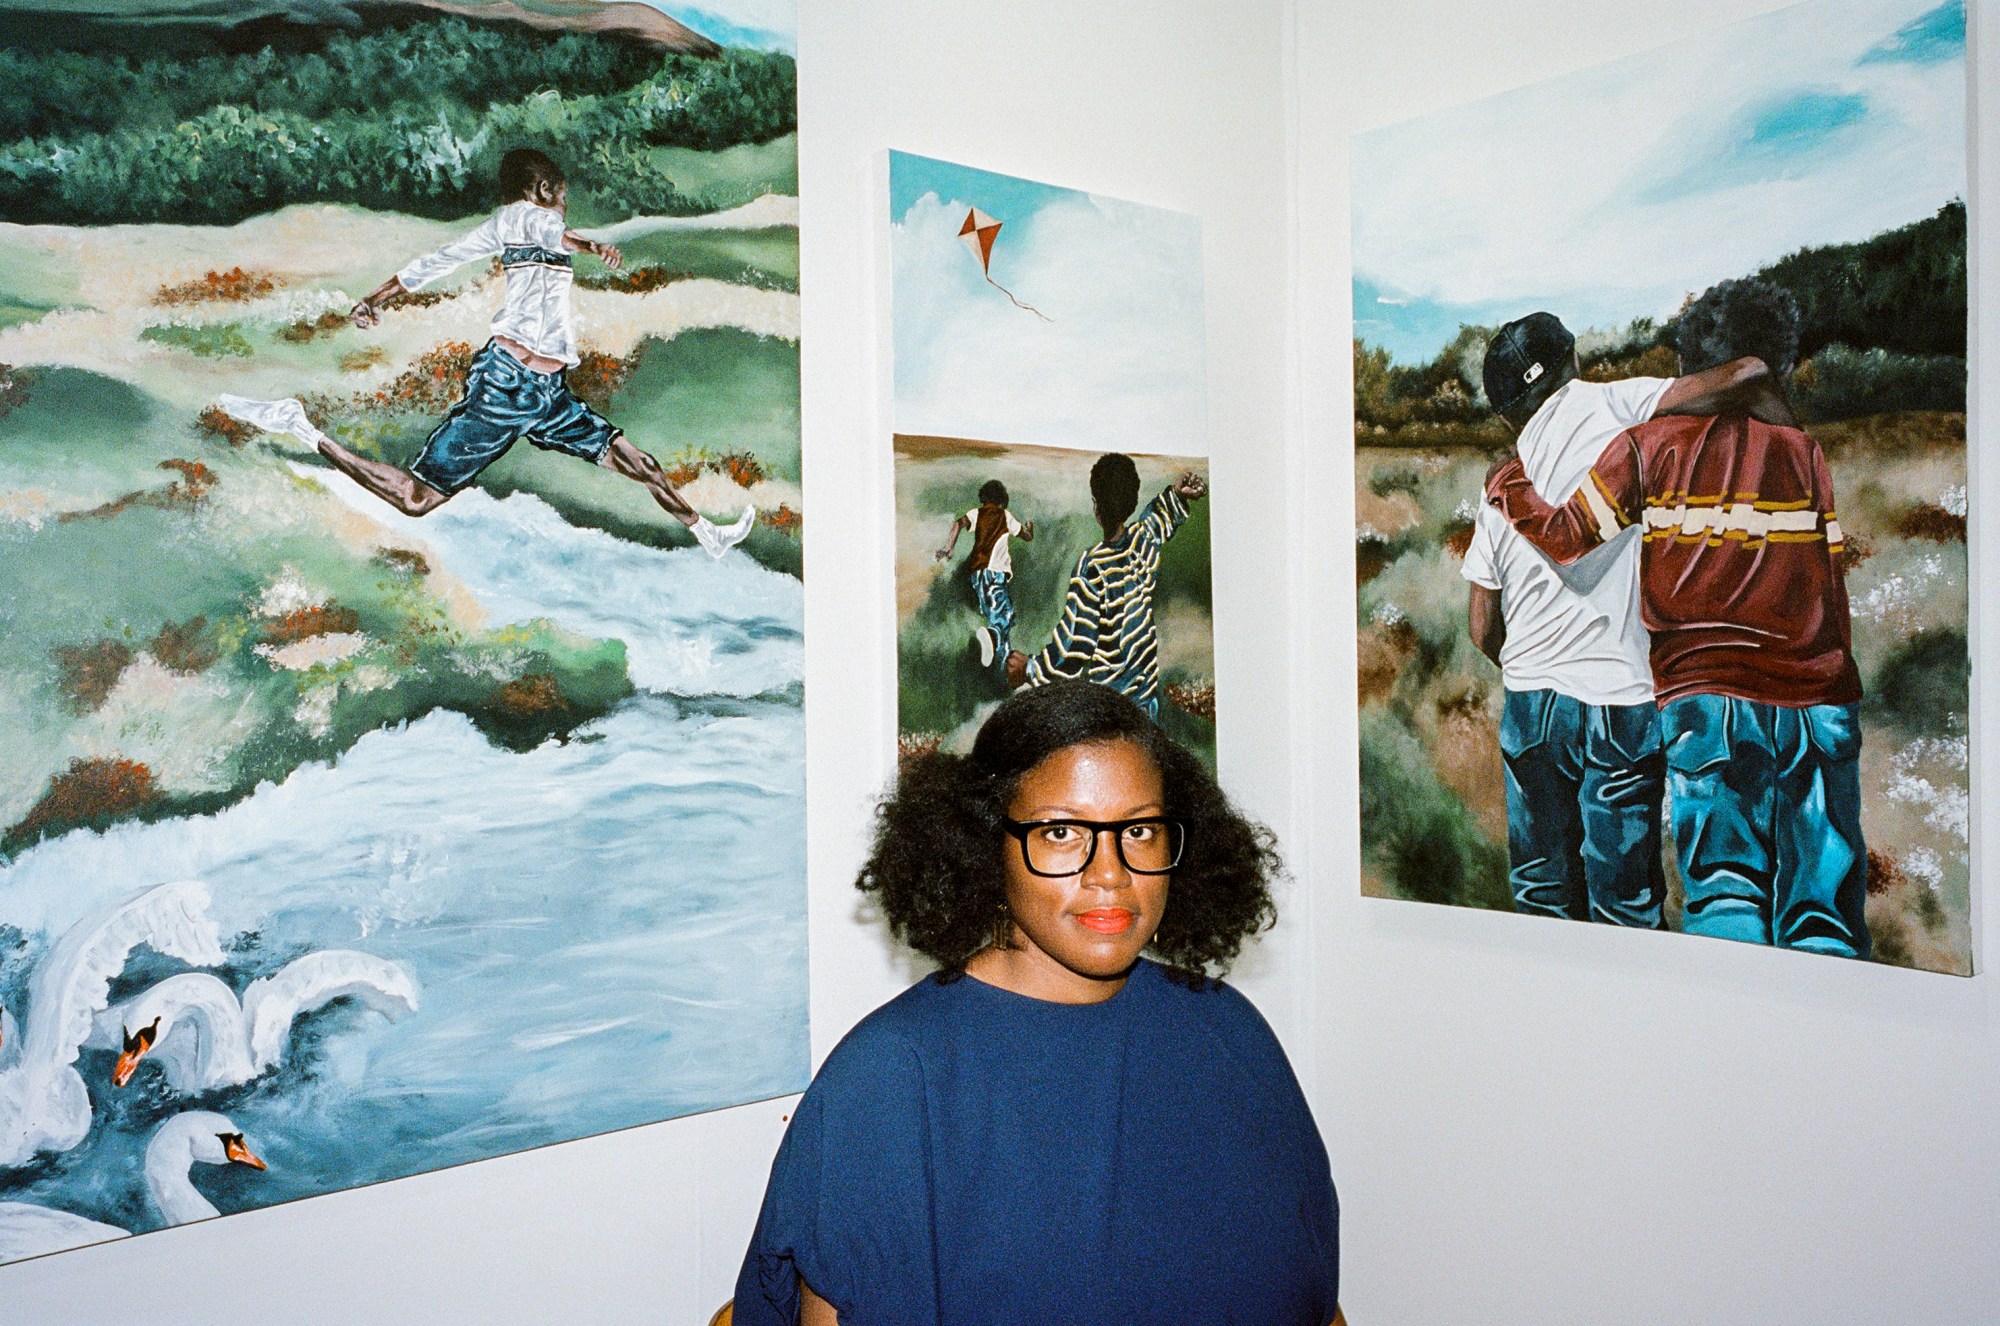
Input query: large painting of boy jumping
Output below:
<box><xmin>1351</xmin><ymin>0</ymin><xmax>1971</xmax><ymax>974</ymax></box>
<box><xmin>0</xmin><ymin>0</ymin><xmax>806</xmax><ymax>1264</ymax></box>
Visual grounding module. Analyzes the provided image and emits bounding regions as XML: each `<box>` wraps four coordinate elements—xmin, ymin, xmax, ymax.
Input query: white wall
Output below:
<box><xmin>2</xmin><ymin>2</ymin><xmax>1297</xmax><ymax>1321</ymax></box>
<box><xmin>1291</xmin><ymin>2</ymin><xmax>2000</xmax><ymax>1324</ymax></box>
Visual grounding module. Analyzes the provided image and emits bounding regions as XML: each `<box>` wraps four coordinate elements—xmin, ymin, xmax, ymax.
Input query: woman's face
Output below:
<box><xmin>994</xmin><ymin>737</ymin><xmax>1170</xmax><ymax>1002</ymax></box>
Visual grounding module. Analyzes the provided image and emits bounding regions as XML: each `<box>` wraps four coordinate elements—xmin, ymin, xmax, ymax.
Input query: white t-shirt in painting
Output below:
<box><xmin>1461</xmin><ymin>375</ymin><xmax>1672</xmax><ymax>708</ymax></box>
<box><xmin>967</xmin><ymin>508</ymin><xmax>1025</xmax><ymax>575</ymax></box>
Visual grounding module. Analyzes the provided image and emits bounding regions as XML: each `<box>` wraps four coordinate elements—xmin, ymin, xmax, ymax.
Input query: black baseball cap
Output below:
<box><xmin>1482</xmin><ymin>312</ymin><xmax>1575</xmax><ymax>418</ymax></box>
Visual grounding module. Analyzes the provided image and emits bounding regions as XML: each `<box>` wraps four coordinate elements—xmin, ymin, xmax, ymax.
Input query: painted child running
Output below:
<box><xmin>935</xmin><ymin>478</ymin><xmax>1034</xmax><ymax>673</ymax></box>
<box><xmin>223</xmin><ymin>148</ymin><xmax>754</xmax><ymax>557</ymax></box>
<box><xmin>1005</xmin><ymin>454</ymin><xmax>1206</xmax><ymax>719</ymax></box>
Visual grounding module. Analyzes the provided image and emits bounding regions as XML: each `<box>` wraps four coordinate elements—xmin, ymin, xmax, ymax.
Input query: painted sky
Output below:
<box><xmin>642</xmin><ymin>0</ymin><xmax>794</xmax><ymax>50</ymax></box>
<box><xmin>890</xmin><ymin>152</ymin><xmax>1207</xmax><ymax>453</ymax></box>
<box><xmin>1351</xmin><ymin>0</ymin><xmax>1966</xmax><ymax>363</ymax></box>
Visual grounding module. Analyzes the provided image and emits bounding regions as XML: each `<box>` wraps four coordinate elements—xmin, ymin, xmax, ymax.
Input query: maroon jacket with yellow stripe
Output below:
<box><xmin>1486</xmin><ymin>412</ymin><xmax>1862</xmax><ymax>709</ymax></box>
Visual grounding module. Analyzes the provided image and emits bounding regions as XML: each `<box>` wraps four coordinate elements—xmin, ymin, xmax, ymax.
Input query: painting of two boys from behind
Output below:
<box><xmin>1356</xmin><ymin>210</ymin><xmax>1970</xmax><ymax>974</ymax></box>
<box><xmin>1353</xmin><ymin>0</ymin><xmax>1971</xmax><ymax>975</ymax></box>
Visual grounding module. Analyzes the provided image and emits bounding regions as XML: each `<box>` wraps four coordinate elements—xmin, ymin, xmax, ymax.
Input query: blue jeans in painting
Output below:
<box><xmin>1499</xmin><ymin>688</ymin><xmax>1666</xmax><ymax>927</ymax></box>
<box><xmin>970</xmin><ymin>569</ymin><xmax>1015</xmax><ymax>672</ymax></box>
<box><xmin>1660</xmin><ymin>696</ymin><xmax>1870</xmax><ymax>958</ymax></box>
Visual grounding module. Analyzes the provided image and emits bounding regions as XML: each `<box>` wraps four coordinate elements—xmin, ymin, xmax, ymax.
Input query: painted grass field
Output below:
<box><xmin>1356</xmin><ymin>410</ymin><xmax>1971</xmax><ymax>975</ymax></box>
<box><xmin>895</xmin><ymin>435</ymin><xmax>1217</xmax><ymax>767</ymax></box>
<box><xmin>0</xmin><ymin>174</ymin><xmax>803</xmax><ymax>852</ymax></box>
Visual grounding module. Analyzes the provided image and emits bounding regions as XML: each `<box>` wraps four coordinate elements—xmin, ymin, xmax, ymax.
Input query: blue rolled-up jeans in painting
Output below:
<box><xmin>969</xmin><ymin>569</ymin><xmax>1015</xmax><ymax>672</ymax></box>
<box><xmin>1499</xmin><ymin>687</ymin><xmax>1666</xmax><ymax>927</ymax></box>
<box><xmin>1659</xmin><ymin>695</ymin><xmax>1870</xmax><ymax>959</ymax></box>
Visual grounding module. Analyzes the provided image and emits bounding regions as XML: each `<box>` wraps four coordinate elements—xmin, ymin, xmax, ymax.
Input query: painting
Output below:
<box><xmin>887</xmin><ymin>153</ymin><xmax>1217</xmax><ymax>763</ymax></box>
<box><xmin>0</xmin><ymin>0</ymin><xmax>806</xmax><ymax>1263</ymax></box>
<box><xmin>1351</xmin><ymin>0</ymin><xmax>1971</xmax><ymax>973</ymax></box>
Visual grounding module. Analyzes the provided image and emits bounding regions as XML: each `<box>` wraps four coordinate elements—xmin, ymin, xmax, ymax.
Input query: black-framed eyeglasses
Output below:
<box><xmin>1000</xmin><ymin>817</ymin><xmax>1188</xmax><ymax>877</ymax></box>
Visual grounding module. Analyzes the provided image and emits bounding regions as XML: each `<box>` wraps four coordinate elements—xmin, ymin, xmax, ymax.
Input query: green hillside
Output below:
<box><xmin>1355</xmin><ymin>202</ymin><xmax>1967</xmax><ymax>438</ymax></box>
<box><xmin>0</xmin><ymin>10</ymin><xmax>796</xmax><ymax>225</ymax></box>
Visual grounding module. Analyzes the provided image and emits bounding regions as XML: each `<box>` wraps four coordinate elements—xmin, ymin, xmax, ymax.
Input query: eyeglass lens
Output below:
<box><xmin>1020</xmin><ymin>820</ymin><xmax>1183</xmax><ymax>874</ymax></box>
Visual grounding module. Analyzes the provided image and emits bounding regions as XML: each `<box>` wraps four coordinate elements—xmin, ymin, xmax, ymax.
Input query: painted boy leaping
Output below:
<box><xmin>225</xmin><ymin>148</ymin><xmax>754</xmax><ymax>557</ymax></box>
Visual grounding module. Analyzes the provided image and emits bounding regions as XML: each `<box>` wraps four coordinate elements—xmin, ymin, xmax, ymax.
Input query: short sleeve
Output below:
<box><xmin>965</xmin><ymin>509</ymin><xmax>979</xmax><ymax>526</ymax></box>
<box><xmin>1006</xmin><ymin>511</ymin><xmax>1024</xmax><ymax>536</ymax></box>
<box><xmin>733</xmin><ymin>1023</ymin><xmax>938</xmax><ymax>1326</ymax></box>
<box><xmin>1460</xmin><ymin>506</ymin><xmax>1502</xmax><ymax>589</ymax></box>
<box><xmin>1599</xmin><ymin>375</ymin><xmax>1673</xmax><ymax>427</ymax></box>
<box><xmin>1197</xmin><ymin>982</ymin><xmax>1341</xmax><ymax>1322</ymax></box>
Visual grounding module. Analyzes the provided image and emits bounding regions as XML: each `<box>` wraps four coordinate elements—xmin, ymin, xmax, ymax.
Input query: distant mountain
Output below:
<box><xmin>0</xmin><ymin>0</ymin><xmax>723</xmax><ymax>54</ymax></box>
<box><xmin>395</xmin><ymin>0</ymin><xmax>719</xmax><ymax>52</ymax></box>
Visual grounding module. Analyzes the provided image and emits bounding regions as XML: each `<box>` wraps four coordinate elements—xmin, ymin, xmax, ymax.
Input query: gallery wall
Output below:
<box><xmin>1292</xmin><ymin>1</ymin><xmax>2000</xmax><ymax>1323</ymax></box>
<box><xmin>2</xmin><ymin>0</ymin><xmax>1297</xmax><ymax>1321</ymax></box>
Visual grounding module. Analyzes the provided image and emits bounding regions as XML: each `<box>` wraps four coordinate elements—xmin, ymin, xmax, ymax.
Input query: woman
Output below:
<box><xmin>733</xmin><ymin>682</ymin><xmax>1340</xmax><ymax>1325</ymax></box>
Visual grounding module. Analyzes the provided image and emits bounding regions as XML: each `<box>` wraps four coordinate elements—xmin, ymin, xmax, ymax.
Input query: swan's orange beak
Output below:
<box><xmin>112</xmin><ymin>1020</ymin><xmax>158</xmax><ymax>1088</ymax></box>
<box><xmin>223</xmin><ymin>1135</ymin><xmax>266</xmax><ymax>1171</ymax></box>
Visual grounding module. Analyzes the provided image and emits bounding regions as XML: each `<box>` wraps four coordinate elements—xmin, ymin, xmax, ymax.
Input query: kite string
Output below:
<box><xmin>986</xmin><ymin>275</ymin><xmax>1052</xmax><ymax>322</ymax></box>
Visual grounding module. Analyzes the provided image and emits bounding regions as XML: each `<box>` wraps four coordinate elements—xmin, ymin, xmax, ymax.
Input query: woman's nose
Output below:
<box><xmin>1082</xmin><ymin>827</ymin><xmax>1132</xmax><ymax>889</ymax></box>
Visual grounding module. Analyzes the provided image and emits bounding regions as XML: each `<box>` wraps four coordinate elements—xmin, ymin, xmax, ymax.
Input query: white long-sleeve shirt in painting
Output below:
<box><xmin>395</xmin><ymin>200</ymin><xmax>581</xmax><ymax>366</ymax></box>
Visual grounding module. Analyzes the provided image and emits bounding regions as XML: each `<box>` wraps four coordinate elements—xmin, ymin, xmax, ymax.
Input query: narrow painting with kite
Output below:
<box><xmin>886</xmin><ymin>151</ymin><xmax>1218</xmax><ymax>767</ymax></box>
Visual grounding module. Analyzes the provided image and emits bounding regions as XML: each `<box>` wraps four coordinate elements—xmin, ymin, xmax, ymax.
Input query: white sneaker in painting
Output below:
<box><xmin>214</xmin><ymin>395</ymin><xmax>332</xmax><ymax>450</ymax></box>
<box><xmin>971</xmin><ymin>627</ymin><xmax>997</xmax><ymax>669</ymax></box>
<box><xmin>691</xmin><ymin>506</ymin><xmax>757</xmax><ymax>559</ymax></box>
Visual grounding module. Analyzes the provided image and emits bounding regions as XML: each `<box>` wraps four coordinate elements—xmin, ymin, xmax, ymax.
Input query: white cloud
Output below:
<box><xmin>892</xmin><ymin>190</ymin><xmax>1207</xmax><ymax>453</ymax></box>
<box><xmin>1352</xmin><ymin>0</ymin><xmax>1965</xmax><ymax>318</ymax></box>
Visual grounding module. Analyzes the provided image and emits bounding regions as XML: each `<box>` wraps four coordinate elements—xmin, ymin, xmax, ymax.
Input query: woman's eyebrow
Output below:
<box><xmin>1012</xmin><ymin>802</ymin><xmax>1169</xmax><ymax>820</ymax></box>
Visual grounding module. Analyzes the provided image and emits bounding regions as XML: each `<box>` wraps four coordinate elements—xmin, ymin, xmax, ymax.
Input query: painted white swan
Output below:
<box><xmin>0</xmin><ymin>1109</ymin><xmax>267</xmax><ymax>1263</ymax></box>
<box><xmin>0</xmin><ymin>882</ymin><xmax>225</xmax><ymax>1168</ymax></box>
<box><xmin>144</xmin><ymin>1109</ymin><xmax>268</xmax><ymax>1225</ymax></box>
<box><xmin>91</xmin><ymin>950</ymin><xmax>419</xmax><ymax>1093</ymax></box>
<box><xmin>0</xmin><ymin>1201</ymin><xmax>128</xmax><ymax>1264</ymax></box>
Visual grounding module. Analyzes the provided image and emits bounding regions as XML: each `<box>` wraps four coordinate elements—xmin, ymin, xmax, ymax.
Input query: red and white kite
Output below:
<box><xmin>958</xmin><ymin>206</ymin><xmax>1050</xmax><ymax>321</ymax></box>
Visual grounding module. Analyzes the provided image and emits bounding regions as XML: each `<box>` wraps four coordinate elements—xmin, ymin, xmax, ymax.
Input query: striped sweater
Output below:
<box><xmin>1025</xmin><ymin>487</ymin><xmax>1190</xmax><ymax>710</ymax></box>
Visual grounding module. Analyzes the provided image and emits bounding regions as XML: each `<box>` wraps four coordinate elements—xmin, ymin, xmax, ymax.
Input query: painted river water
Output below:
<box><xmin>0</xmin><ymin>479</ymin><xmax>808</xmax><ymax>1247</ymax></box>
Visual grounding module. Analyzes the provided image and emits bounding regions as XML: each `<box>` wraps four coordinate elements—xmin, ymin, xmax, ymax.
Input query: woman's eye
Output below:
<box><xmin>1124</xmin><ymin>823</ymin><xmax>1158</xmax><ymax>842</ymax></box>
<box><xmin>1040</xmin><ymin>825</ymin><xmax>1078</xmax><ymax>843</ymax></box>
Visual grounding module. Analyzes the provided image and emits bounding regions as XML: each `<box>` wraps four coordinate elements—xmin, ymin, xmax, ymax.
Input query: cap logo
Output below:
<box><xmin>1523</xmin><ymin>363</ymin><xmax>1544</xmax><ymax>384</ymax></box>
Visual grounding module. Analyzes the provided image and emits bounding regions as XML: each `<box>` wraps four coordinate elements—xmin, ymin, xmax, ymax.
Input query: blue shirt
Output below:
<box><xmin>734</xmin><ymin>960</ymin><xmax>1339</xmax><ymax>1325</ymax></box>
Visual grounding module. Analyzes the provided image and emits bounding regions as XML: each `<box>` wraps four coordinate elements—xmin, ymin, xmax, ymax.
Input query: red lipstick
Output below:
<box><xmin>1077</xmin><ymin>908</ymin><xmax>1134</xmax><ymax>935</ymax></box>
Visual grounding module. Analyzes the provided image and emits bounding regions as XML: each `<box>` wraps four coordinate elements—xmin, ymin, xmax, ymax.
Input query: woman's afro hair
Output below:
<box><xmin>859</xmin><ymin>681</ymin><xmax>1280</xmax><ymax>985</ymax></box>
